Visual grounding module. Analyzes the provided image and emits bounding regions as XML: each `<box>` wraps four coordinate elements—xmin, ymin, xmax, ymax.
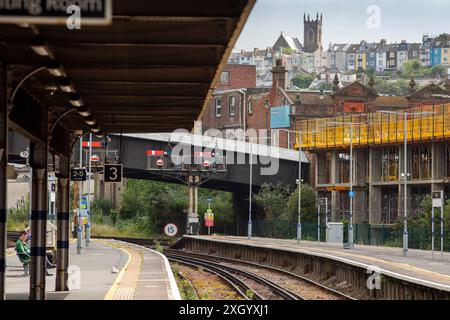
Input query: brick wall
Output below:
<box><xmin>217</xmin><ymin>64</ymin><xmax>256</xmax><ymax>90</ymax></box>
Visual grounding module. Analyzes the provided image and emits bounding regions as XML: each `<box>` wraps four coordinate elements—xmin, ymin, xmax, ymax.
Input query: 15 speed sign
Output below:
<box><xmin>164</xmin><ymin>223</ymin><xmax>178</xmax><ymax>237</ymax></box>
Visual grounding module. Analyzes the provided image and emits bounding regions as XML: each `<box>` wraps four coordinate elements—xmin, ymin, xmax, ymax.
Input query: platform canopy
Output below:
<box><xmin>0</xmin><ymin>0</ymin><xmax>255</xmax><ymax>154</ymax></box>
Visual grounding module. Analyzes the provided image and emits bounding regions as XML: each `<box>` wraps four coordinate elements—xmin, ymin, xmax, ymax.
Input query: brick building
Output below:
<box><xmin>201</xmin><ymin>61</ymin><xmax>293</xmax><ymax>148</ymax></box>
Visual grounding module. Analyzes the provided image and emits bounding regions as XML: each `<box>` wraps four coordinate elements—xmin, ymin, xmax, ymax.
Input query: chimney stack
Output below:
<box><xmin>272</xmin><ymin>59</ymin><xmax>287</xmax><ymax>90</ymax></box>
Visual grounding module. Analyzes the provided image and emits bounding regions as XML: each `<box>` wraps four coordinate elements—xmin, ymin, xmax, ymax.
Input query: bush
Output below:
<box><xmin>8</xmin><ymin>197</ymin><xmax>30</xmax><ymax>229</ymax></box>
<box><xmin>287</xmin><ymin>184</ymin><xmax>317</xmax><ymax>222</ymax></box>
<box><xmin>91</xmin><ymin>198</ymin><xmax>113</xmax><ymax>216</ymax></box>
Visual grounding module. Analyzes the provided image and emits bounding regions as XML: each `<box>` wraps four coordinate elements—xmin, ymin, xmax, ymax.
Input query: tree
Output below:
<box><xmin>374</xmin><ymin>79</ymin><xmax>412</xmax><ymax>96</ymax></box>
<box><xmin>287</xmin><ymin>184</ymin><xmax>317</xmax><ymax>222</ymax></box>
<box><xmin>253</xmin><ymin>183</ymin><xmax>290</xmax><ymax>222</ymax></box>
<box><xmin>392</xmin><ymin>195</ymin><xmax>450</xmax><ymax>250</ymax></box>
<box><xmin>431</xmin><ymin>65</ymin><xmax>446</xmax><ymax>78</ymax></box>
<box><xmin>316</xmin><ymin>82</ymin><xmax>334</xmax><ymax>91</ymax></box>
<box><xmin>291</xmin><ymin>74</ymin><xmax>315</xmax><ymax>89</ymax></box>
<box><xmin>365</xmin><ymin>68</ymin><xmax>375</xmax><ymax>78</ymax></box>
<box><xmin>282</xmin><ymin>47</ymin><xmax>294</xmax><ymax>55</ymax></box>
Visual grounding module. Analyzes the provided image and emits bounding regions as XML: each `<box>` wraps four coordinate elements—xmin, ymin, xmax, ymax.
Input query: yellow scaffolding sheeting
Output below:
<box><xmin>298</xmin><ymin>104</ymin><xmax>450</xmax><ymax>150</ymax></box>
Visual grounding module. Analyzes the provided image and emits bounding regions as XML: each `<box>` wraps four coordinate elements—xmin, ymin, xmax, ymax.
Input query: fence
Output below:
<box><xmin>298</xmin><ymin>103</ymin><xmax>450</xmax><ymax>150</ymax></box>
<box><xmin>252</xmin><ymin>220</ymin><xmax>450</xmax><ymax>251</ymax></box>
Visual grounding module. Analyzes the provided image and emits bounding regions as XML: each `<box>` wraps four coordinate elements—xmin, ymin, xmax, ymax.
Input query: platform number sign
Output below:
<box><xmin>71</xmin><ymin>169</ymin><xmax>87</xmax><ymax>181</ymax></box>
<box><xmin>104</xmin><ymin>164</ymin><xmax>123</xmax><ymax>183</ymax></box>
<box><xmin>164</xmin><ymin>223</ymin><xmax>178</xmax><ymax>237</ymax></box>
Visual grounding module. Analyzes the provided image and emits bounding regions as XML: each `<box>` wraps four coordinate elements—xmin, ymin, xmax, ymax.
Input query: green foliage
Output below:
<box><xmin>282</xmin><ymin>47</ymin><xmax>294</xmax><ymax>55</ymax></box>
<box><xmin>316</xmin><ymin>82</ymin><xmax>335</xmax><ymax>91</ymax></box>
<box><xmin>287</xmin><ymin>184</ymin><xmax>317</xmax><ymax>222</ymax></box>
<box><xmin>291</xmin><ymin>74</ymin><xmax>315</xmax><ymax>89</ymax></box>
<box><xmin>245</xmin><ymin>289</ymin><xmax>254</xmax><ymax>299</ymax></box>
<box><xmin>197</xmin><ymin>189</ymin><xmax>234</xmax><ymax>226</ymax></box>
<box><xmin>399</xmin><ymin>60</ymin><xmax>428</xmax><ymax>78</ymax></box>
<box><xmin>431</xmin><ymin>65</ymin><xmax>447</xmax><ymax>78</ymax></box>
<box><xmin>365</xmin><ymin>68</ymin><xmax>375</xmax><ymax>78</ymax></box>
<box><xmin>399</xmin><ymin>59</ymin><xmax>446</xmax><ymax>79</ymax></box>
<box><xmin>116</xmin><ymin>179</ymin><xmax>233</xmax><ymax>237</ymax></box>
<box><xmin>253</xmin><ymin>183</ymin><xmax>291</xmax><ymax>222</ymax></box>
<box><xmin>374</xmin><ymin>79</ymin><xmax>413</xmax><ymax>96</ymax></box>
<box><xmin>390</xmin><ymin>196</ymin><xmax>450</xmax><ymax>250</ymax></box>
<box><xmin>8</xmin><ymin>197</ymin><xmax>30</xmax><ymax>229</ymax></box>
<box><xmin>91</xmin><ymin>198</ymin><xmax>113</xmax><ymax>216</ymax></box>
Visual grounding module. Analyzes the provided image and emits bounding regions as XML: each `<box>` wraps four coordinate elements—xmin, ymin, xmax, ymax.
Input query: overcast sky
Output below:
<box><xmin>235</xmin><ymin>0</ymin><xmax>450</xmax><ymax>51</ymax></box>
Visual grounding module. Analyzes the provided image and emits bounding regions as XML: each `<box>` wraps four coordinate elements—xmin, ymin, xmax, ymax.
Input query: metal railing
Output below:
<box><xmin>298</xmin><ymin>103</ymin><xmax>450</xmax><ymax>150</ymax></box>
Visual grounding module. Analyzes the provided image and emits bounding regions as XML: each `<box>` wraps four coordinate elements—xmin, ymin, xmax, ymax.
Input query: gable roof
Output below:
<box><xmin>331</xmin><ymin>81</ymin><xmax>378</xmax><ymax>99</ymax></box>
<box><xmin>286</xmin><ymin>91</ymin><xmax>333</xmax><ymax>105</ymax></box>
<box><xmin>273</xmin><ymin>33</ymin><xmax>303</xmax><ymax>52</ymax></box>
<box><xmin>407</xmin><ymin>83</ymin><xmax>450</xmax><ymax>100</ymax></box>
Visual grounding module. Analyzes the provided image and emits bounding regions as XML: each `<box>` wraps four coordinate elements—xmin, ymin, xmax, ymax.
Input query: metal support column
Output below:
<box><xmin>56</xmin><ymin>156</ymin><xmax>70</xmax><ymax>291</ymax></box>
<box><xmin>187</xmin><ymin>177</ymin><xmax>193</xmax><ymax>235</ymax></box>
<box><xmin>0</xmin><ymin>62</ymin><xmax>8</xmax><ymax>300</ymax></box>
<box><xmin>29</xmin><ymin>138</ymin><xmax>49</xmax><ymax>300</ymax></box>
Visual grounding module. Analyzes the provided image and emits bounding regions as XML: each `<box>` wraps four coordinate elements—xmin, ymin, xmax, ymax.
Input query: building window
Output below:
<box><xmin>220</xmin><ymin>71</ymin><xmax>230</xmax><ymax>85</ymax></box>
<box><xmin>229</xmin><ymin>95</ymin><xmax>235</xmax><ymax>117</ymax></box>
<box><xmin>248</xmin><ymin>102</ymin><xmax>253</xmax><ymax>114</ymax></box>
<box><xmin>215</xmin><ymin>98</ymin><xmax>222</xmax><ymax>117</ymax></box>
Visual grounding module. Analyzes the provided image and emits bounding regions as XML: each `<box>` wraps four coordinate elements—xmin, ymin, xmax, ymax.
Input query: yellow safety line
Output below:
<box><xmin>104</xmin><ymin>242</ymin><xmax>132</xmax><ymax>300</ymax></box>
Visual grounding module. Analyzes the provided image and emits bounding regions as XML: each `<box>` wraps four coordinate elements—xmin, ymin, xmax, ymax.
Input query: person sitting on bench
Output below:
<box><xmin>15</xmin><ymin>231</ymin><xmax>31</xmax><ymax>276</ymax></box>
<box><xmin>15</xmin><ymin>231</ymin><xmax>54</xmax><ymax>276</ymax></box>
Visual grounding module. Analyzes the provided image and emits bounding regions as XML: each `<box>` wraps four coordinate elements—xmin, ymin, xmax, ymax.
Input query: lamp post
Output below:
<box><xmin>276</xmin><ymin>128</ymin><xmax>305</xmax><ymax>244</ymax></box>
<box><xmin>326</xmin><ymin>121</ymin><xmax>367</xmax><ymax>249</ymax></box>
<box><xmin>379</xmin><ymin>109</ymin><xmax>435</xmax><ymax>257</ymax></box>
<box><xmin>246</xmin><ymin>136</ymin><xmax>270</xmax><ymax>240</ymax></box>
<box><xmin>77</xmin><ymin>136</ymin><xmax>83</xmax><ymax>254</ymax></box>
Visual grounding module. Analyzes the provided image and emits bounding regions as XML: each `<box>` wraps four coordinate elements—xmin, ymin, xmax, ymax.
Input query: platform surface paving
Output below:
<box><xmin>189</xmin><ymin>235</ymin><xmax>450</xmax><ymax>291</ymax></box>
<box><xmin>5</xmin><ymin>239</ymin><xmax>180</xmax><ymax>300</ymax></box>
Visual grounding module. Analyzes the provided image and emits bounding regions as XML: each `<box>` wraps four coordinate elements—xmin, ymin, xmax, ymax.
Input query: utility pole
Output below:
<box><xmin>86</xmin><ymin>133</ymin><xmax>92</xmax><ymax>247</ymax></box>
<box><xmin>297</xmin><ymin>132</ymin><xmax>302</xmax><ymax>244</ymax></box>
<box><xmin>348</xmin><ymin>123</ymin><xmax>354</xmax><ymax>249</ymax></box>
<box><xmin>402</xmin><ymin>111</ymin><xmax>408</xmax><ymax>257</ymax></box>
<box><xmin>77</xmin><ymin>136</ymin><xmax>83</xmax><ymax>254</ymax></box>
<box><xmin>248</xmin><ymin>140</ymin><xmax>253</xmax><ymax>239</ymax></box>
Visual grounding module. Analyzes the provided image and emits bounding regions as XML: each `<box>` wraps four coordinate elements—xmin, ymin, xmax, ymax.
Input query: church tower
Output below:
<box><xmin>303</xmin><ymin>12</ymin><xmax>323</xmax><ymax>53</ymax></box>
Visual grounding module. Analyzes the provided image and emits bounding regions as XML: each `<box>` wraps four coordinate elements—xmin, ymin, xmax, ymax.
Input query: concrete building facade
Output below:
<box><xmin>298</xmin><ymin>80</ymin><xmax>450</xmax><ymax>225</ymax></box>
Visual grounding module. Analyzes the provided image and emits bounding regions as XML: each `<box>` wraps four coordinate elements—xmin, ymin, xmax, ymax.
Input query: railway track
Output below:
<box><xmin>165</xmin><ymin>248</ymin><xmax>355</xmax><ymax>300</ymax></box>
<box><xmin>176</xmin><ymin>271</ymin><xmax>200</xmax><ymax>300</ymax></box>
<box><xmin>165</xmin><ymin>250</ymin><xmax>303</xmax><ymax>300</ymax></box>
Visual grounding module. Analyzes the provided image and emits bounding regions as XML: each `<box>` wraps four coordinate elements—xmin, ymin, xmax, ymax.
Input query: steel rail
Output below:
<box><xmin>165</xmin><ymin>248</ymin><xmax>356</xmax><ymax>300</ymax></box>
<box><xmin>166</xmin><ymin>252</ymin><xmax>302</xmax><ymax>300</ymax></box>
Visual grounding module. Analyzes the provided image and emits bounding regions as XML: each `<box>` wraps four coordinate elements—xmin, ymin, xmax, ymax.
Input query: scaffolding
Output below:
<box><xmin>298</xmin><ymin>103</ymin><xmax>450</xmax><ymax>150</ymax></box>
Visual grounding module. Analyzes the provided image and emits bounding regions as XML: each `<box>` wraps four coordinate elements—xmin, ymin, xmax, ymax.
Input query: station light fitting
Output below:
<box><xmin>68</xmin><ymin>93</ymin><xmax>84</xmax><ymax>107</ymax></box>
<box><xmin>90</xmin><ymin>126</ymin><xmax>101</xmax><ymax>133</ymax></box>
<box><xmin>77</xmin><ymin>107</ymin><xmax>92</xmax><ymax>117</ymax></box>
<box><xmin>85</xmin><ymin>116</ymin><xmax>96</xmax><ymax>126</ymax></box>
<box><xmin>46</xmin><ymin>61</ymin><xmax>65</xmax><ymax>77</ymax></box>
<box><xmin>59</xmin><ymin>78</ymin><xmax>75</xmax><ymax>93</ymax></box>
<box><xmin>95</xmin><ymin>131</ymin><xmax>104</xmax><ymax>138</ymax></box>
<box><xmin>30</xmin><ymin>39</ymin><xmax>51</xmax><ymax>56</ymax></box>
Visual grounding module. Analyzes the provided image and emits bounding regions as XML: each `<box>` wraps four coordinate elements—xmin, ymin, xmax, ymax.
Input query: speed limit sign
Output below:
<box><xmin>164</xmin><ymin>223</ymin><xmax>178</xmax><ymax>237</ymax></box>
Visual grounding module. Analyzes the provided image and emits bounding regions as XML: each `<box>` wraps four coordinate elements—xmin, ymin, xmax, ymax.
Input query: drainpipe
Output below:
<box><xmin>237</xmin><ymin>89</ymin><xmax>247</xmax><ymax>140</ymax></box>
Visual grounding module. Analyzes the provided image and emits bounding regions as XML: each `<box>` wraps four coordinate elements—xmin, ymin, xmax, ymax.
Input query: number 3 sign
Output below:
<box><xmin>104</xmin><ymin>164</ymin><xmax>123</xmax><ymax>183</ymax></box>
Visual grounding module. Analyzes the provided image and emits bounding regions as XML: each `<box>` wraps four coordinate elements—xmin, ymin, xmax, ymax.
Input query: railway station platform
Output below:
<box><xmin>5</xmin><ymin>239</ymin><xmax>180</xmax><ymax>300</ymax></box>
<box><xmin>178</xmin><ymin>235</ymin><xmax>450</xmax><ymax>299</ymax></box>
